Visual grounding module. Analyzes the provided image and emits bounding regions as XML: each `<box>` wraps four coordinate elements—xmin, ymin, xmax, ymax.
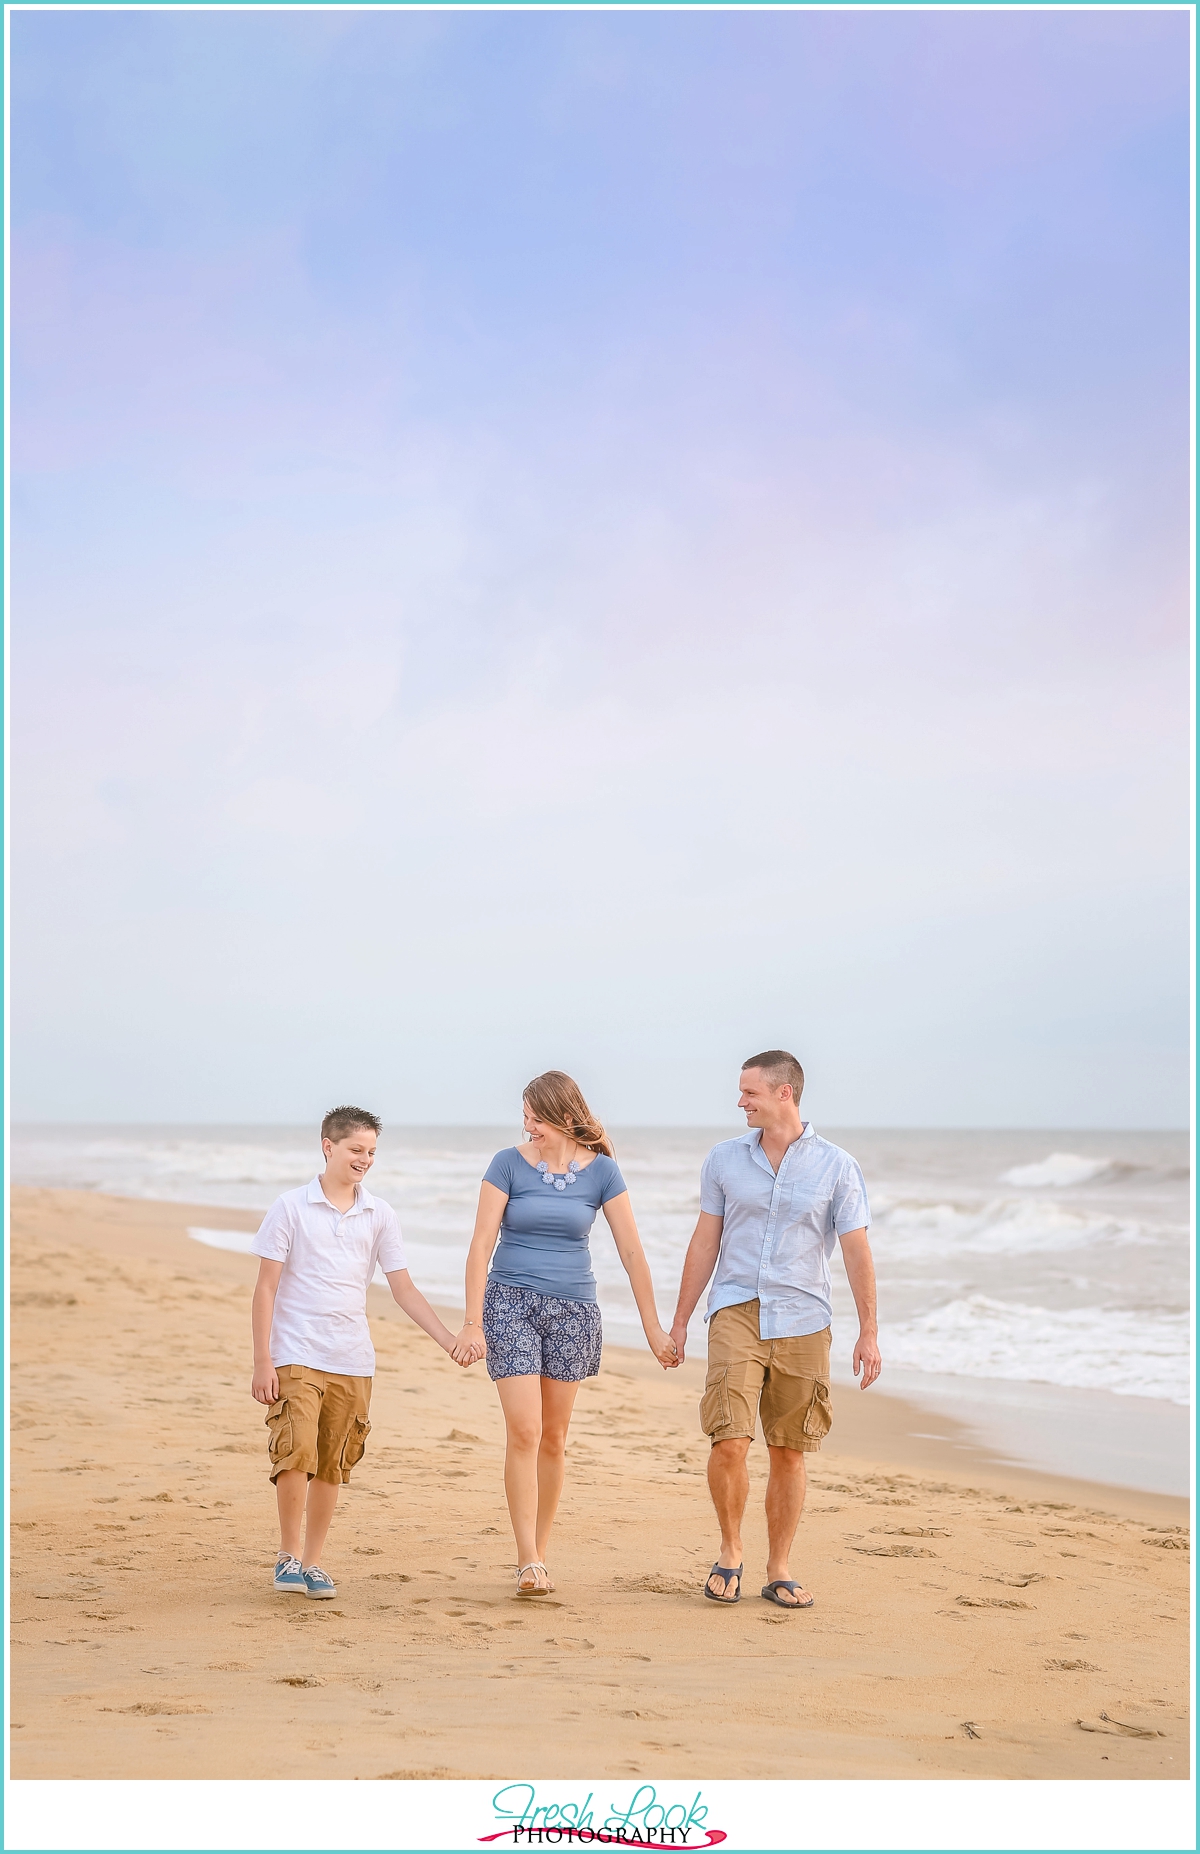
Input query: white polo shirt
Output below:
<box><xmin>252</xmin><ymin>1175</ymin><xmax>407</xmax><ymax>1377</ymax></box>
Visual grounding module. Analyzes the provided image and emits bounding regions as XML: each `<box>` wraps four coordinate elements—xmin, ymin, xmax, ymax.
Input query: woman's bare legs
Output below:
<box><xmin>495</xmin><ymin>1374</ymin><xmax>582</xmax><ymax>1590</ymax></box>
<box><xmin>535</xmin><ymin>1378</ymin><xmax>581</xmax><ymax>1564</ymax></box>
<box><xmin>496</xmin><ymin>1375</ymin><xmax>544</xmax><ymax>1583</ymax></box>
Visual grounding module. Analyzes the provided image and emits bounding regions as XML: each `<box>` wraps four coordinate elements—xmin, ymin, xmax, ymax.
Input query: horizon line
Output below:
<box><xmin>9</xmin><ymin>1119</ymin><xmax>1191</xmax><ymax>1135</ymax></box>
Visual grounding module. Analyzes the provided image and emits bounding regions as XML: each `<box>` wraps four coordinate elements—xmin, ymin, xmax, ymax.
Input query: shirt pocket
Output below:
<box><xmin>789</xmin><ymin>1181</ymin><xmax>832</xmax><ymax>1222</ymax></box>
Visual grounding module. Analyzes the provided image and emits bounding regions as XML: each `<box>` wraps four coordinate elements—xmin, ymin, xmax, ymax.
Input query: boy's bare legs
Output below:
<box><xmin>275</xmin><ymin>1469</ymin><xmax>308</xmax><ymax>1560</ymax></box>
<box><xmin>275</xmin><ymin>1470</ymin><xmax>339</xmax><ymax>1567</ymax></box>
<box><xmin>706</xmin><ymin>1436</ymin><xmax>751</xmax><ymax>1598</ymax></box>
<box><xmin>534</xmin><ymin>1378</ymin><xmax>581</xmax><ymax>1564</ymax></box>
<box><xmin>301</xmin><ymin>1479</ymin><xmax>340</xmax><ymax>1569</ymax></box>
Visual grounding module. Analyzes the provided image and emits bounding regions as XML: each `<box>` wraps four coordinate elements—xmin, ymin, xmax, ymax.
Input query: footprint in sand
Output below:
<box><xmin>850</xmin><ymin>1544</ymin><xmax>938</xmax><ymax>1559</ymax></box>
<box><xmin>1078</xmin><ymin>1713</ymin><xmax>1164</xmax><ymax>1739</ymax></box>
<box><xmin>379</xmin><ymin>1767</ymin><xmax>462</xmax><ymax>1779</ymax></box>
<box><xmin>111</xmin><ymin>1701</ymin><xmax>209</xmax><ymax>1716</ymax></box>
<box><xmin>871</xmin><ymin>1526</ymin><xmax>949</xmax><ymax>1538</ymax></box>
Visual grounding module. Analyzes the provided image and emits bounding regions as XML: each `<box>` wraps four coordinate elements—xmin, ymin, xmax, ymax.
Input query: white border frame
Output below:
<box><xmin>2</xmin><ymin>5</ymin><xmax>1195</xmax><ymax>1852</ymax></box>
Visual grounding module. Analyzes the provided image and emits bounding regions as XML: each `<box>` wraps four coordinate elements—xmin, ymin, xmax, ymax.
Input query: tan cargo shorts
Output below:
<box><xmin>700</xmin><ymin>1300</ymin><xmax>832</xmax><ymax>1452</ymax></box>
<box><xmin>266</xmin><ymin>1363</ymin><xmax>373</xmax><ymax>1486</ymax></box>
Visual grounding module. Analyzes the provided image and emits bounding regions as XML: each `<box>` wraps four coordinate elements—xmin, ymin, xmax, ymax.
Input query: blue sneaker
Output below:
<box><xmin>273</xmin><ymin>1553</ymin><xmax>307</xmax><ymax>1594</ymax></box>
<box><xmin>302</xmin><ymin>1565</ymin><xmax>337</xmax><ymax>1600</ymax></box>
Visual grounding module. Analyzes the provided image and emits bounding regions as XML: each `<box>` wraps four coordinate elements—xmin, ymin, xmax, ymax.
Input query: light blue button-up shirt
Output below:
<box><xmin>700</xmin><ymin>1124</ymin><xmax>871</xmax><ymax>1339</ymax></box>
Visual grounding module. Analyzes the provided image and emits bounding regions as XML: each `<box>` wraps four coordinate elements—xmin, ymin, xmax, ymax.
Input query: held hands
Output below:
<box><xmin>853</xmin><ymin>1329</ymin><xmax>882</xmax><ymax>1389</ymax></box>
<box><xmin>648</xmin><ymin>1325</ymin><xmax>680</xmax><ymax>1370</ymax></box>
<box><xmin>669</xmin><ymin>1322</ymin><xmax>688</xmax><ymax>1367</ymax></box>
<box><xmin>450</xmin><ymin>1324</ymin><xmax>486</xmax><ymax>1368</ymax></box>
<box><xmin>251</xmin><ymin>1362</ymin><xmax>279</xmax><ymax>1405</ymax></box>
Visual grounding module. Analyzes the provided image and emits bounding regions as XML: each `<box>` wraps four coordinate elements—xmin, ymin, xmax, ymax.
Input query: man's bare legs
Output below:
<box><xmin>496</xmin><ymin>1375</ymin><xmax>582</xmax><ymax>1591</ymax></box>
<box><xmin>275</xmin><ymin>1470</ymin><xmax>340</xmax><ymax>1568</ymax></box>
<box><xmin>763</xmin><ymin>1444</ymin><xmax>809</xmax><ymax>1604</ymax></box>
<box><xmin>706</xmin><ymin>1438</ymin><xmax>751</xmax><ymax>1598</ymax></box>
<box><xmin>705</xmin><ymin>1438</ymin><xmax>810</xmax><ymax>1603</ymax></box>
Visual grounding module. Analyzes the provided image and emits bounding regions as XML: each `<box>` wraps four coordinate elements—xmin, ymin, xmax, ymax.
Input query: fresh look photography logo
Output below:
<box><xmin>479</xmin><ymin>1785</ymin><xmax>727</xmax><ymax>1847</ymax></box>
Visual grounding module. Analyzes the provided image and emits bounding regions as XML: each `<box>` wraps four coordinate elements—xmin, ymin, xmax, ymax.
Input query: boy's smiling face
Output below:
<box><xmin>320</xmin><ymin>1128</ymin><xmax>377</xmax><ymax>1194</ymax></box>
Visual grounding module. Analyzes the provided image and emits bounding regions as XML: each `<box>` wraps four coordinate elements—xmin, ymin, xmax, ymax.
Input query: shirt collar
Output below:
<box><xmin>741</xmin><ymin>1124</ymin><xmax>814</xmax><ymax>1170</ymax></box>
<box><xmin>741</xmin><ymin>1123</ymin><xmax>813</xmax><ymax>1148</ymax></box>
<box><xmin>307</xmin><ymin>1174</ymin><xmax>374</xmax><ymax>1214</ymax></box>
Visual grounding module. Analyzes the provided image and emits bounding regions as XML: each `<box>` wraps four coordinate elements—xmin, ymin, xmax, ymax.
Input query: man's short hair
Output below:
<box><xmin>741</xmin><ymin>1050</ymin><xmax>805</xmax><ymax>1105</ymax></box>
<box><xmin>321</xmin><ymin>1105</ymin><xmax>382</xmax><ymax>1144</ymax></box>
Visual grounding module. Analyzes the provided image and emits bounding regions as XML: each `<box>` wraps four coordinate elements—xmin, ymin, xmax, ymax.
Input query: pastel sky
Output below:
<box><xmin>12</xmin><ymin>8</ymin><xmax>1191</xmax><ymax>1128</ymax></box>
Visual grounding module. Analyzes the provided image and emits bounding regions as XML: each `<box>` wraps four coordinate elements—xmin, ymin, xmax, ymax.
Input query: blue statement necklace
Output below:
<box><xmin>537</xmin><ymin>1158</ymin><xmax>580</xmax><ymax>1192</ymax></box>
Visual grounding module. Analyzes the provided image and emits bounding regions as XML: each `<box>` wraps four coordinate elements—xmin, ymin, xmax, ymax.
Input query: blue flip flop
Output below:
<box><xmin>761</xmin><ymin>1579</ymin><xmax>814</xmax><ymax>1609</ymax></box>
<box><xmin>704</xmin><ymin>1562</ymin><xmax>743</xmax><ymax>1603</ymax></box>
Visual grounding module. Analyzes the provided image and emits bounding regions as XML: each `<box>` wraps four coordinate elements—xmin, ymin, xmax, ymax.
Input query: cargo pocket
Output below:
<box><xmin>266</xmin><ymin>1397</ymin><xmax>294</xmax><ymax>1465</ymax></box>
<box><xmin>340</xmin><ymin>1415</ymin><xmax>371</xmax><ymax>1473</ymax></box>
<box><xmin>802</xmin><ymin>1377</ymin><xmax>833</xmax><ymax>1441</ymax></box>
<box><xmin>699</xmin><ymin>1368</ymin><xmax>731</xmax><ymax>1436</ymax></box>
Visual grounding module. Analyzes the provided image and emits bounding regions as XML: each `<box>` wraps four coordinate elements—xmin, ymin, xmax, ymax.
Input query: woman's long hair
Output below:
<box><xmin>522</xmin><ymin>1071</ymin><xmax>614</xmax><ymax>1158</ymax></box>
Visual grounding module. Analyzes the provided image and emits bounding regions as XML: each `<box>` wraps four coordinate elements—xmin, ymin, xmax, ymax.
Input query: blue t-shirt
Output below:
<box><xmin>483</xmin><ymin>1147</ymin><xmax>628</xmax><ymax>1302</ymax></box>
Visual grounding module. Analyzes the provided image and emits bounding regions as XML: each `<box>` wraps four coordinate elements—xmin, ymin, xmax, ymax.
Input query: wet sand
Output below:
<box><xmin>9</xmin><ymin>1187</ymin><xmax>1190</xmax><ymax>1780</ymax></box>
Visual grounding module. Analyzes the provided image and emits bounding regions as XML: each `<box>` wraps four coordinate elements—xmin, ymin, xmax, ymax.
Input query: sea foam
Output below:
<box><xmin>871</xmin><ymin>1194</ymin><xmax>1138</xmax><ymax>1258</ymax></box>
<box><xmin>881</xmin><ymin>1295</ymin><xmax>1190</xmax><ymax>1404</ymax></box>
<box><xmin>999</xmin><ymin>1151</ymin><xmax>1114</xmax><ymax>1189</ymax></box>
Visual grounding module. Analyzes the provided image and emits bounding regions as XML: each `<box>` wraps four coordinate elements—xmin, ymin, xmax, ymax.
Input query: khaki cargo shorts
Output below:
<box><xmin>266</xmin><ymin>1364</ymin><xmax>373</xmax><ymax>1486</ymax></box>
<box><xmin>701</xmin><ymin>1300</ymin><xmax>832</xmax><ymax>1452</ymax></box>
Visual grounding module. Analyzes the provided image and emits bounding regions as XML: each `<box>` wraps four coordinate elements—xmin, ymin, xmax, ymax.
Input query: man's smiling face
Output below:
<box><xmin>738</xmin><ymin>1068</ymin><xmax>776</xmax><ymax>1124</ymax></box>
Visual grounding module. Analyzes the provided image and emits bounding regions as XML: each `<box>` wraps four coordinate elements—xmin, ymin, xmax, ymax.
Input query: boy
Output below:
<box><xmin>250</xmin><ymin>1105</ymin><xmax>467</xmax><ymax>1598</ymax></box>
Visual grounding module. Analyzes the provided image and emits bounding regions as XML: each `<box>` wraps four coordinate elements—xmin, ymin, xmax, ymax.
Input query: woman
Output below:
<box><xmin>453</xmin><ymin>1071</ymin><xmax>677</xmax><ymax>1596</ymax></box>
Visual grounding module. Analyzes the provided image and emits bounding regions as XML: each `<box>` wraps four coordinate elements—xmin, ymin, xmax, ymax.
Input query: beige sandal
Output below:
<box><xmin>515</xmin><ymin>1561</ymin><xmax>552</xmax><ymax>1596</ymax></box>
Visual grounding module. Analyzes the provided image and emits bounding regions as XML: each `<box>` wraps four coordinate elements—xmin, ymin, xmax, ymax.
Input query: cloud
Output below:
<box><xmin>10</xmin><ymin>8</ymin><xmax>1190</xmax><ymax>1124</ymax></box>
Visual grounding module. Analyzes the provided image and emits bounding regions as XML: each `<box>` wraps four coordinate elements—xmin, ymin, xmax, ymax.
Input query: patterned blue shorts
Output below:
<box><xmin>483</xmin><ymin>1278</ymin><xmax>603</xmax><ymax>1382</ymax></box>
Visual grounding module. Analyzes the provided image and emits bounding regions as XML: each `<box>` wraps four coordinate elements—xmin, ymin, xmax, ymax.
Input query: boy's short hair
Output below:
<box><xmin>321</xmin><ymin>1105</ymin><xmax>382</xmax><ymax>1144</ymax></box>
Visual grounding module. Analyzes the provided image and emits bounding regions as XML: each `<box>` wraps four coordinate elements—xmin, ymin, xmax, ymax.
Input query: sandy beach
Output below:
<box><xmin>10</xmin><ymin>1186</ymin><xmax>1190</xmax><ymax>1781</ymax></box>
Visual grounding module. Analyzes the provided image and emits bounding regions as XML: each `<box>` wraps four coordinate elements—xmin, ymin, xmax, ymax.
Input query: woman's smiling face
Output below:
<box><xmin>522</xmin><ymin>1104</ymin><xmax>552</xmax><ymax>1147</ymax></box>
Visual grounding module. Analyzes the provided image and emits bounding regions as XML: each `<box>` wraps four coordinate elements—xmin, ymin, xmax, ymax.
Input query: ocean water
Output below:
<box><xmin>12</xmin><ymin>1122</ymin><xmax>1190</xmax><ymax>1413</ymax></box>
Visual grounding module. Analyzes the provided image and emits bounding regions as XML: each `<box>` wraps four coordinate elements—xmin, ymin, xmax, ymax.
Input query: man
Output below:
<box><xmin>670</xmin><ymin>1051</ymin><xmax>881</xmax><ymax>1609</ymax></box>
